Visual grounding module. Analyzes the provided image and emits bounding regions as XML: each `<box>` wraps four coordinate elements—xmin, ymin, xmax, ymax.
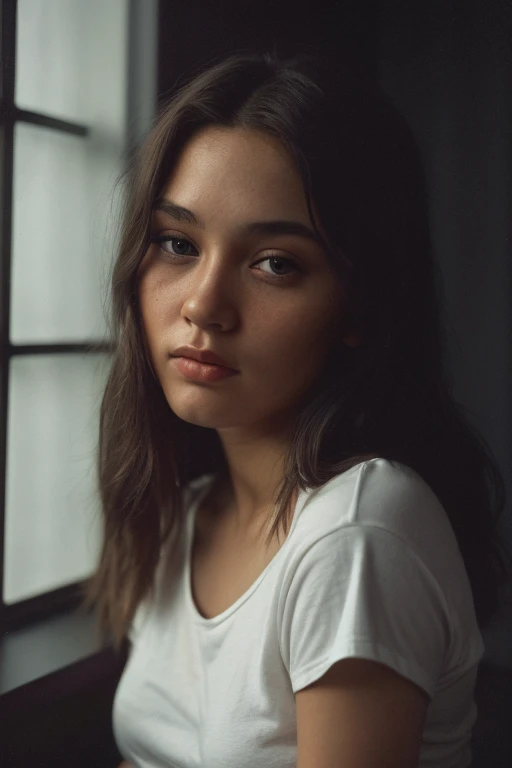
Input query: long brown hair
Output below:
<box><xmin>80</xmin><ymin>50</ymin><xmax>512</xmax><ymax>651</ymax></box>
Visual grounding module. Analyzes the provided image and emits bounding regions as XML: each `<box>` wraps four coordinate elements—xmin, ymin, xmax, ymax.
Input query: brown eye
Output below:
<box><xmin>253</xmin><ymin>255</ymin><xmax>299</xmax><ymax>281</ymax></box>
<box><xmin>150</xmin><ymin>235</ymin><xmax>197</xmax><ymax>257</ymax></box>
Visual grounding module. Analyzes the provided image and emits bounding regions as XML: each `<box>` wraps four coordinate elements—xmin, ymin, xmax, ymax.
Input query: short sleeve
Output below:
<box><xmin>279</xmin><ymin>525</ymin><xmax>451</xmax><ymax>699</ymax></box>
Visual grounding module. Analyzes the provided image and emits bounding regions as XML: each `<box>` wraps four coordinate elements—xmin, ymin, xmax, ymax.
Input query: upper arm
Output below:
<box><xmin>295</xmin><ymin>657</ymin><xmax>429</xmax><ymax>768</ymax></box>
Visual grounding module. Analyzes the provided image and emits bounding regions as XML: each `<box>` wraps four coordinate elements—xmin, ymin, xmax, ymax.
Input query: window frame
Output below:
<box><xmin>0</xmin><ymin>0</ymin><xmax>114</xmax><ymax>635</ymax></box>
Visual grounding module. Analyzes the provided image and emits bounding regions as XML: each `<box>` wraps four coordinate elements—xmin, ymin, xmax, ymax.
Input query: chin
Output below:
<box><xmin>166</xmin><ymin>397</ymin><xmax>244</xmax><ymax>430</ymax></box>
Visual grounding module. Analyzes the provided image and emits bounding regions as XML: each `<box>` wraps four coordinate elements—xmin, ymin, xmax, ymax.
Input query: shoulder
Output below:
<box><xmin>278</xmin><ymin>457</ymin><xmax>462</xmax><ymax>652</ymax></box>
<box><xmin>301</xmin><ymin>457</ymin><xmax>453</xmax><ymax>554</ymax></box>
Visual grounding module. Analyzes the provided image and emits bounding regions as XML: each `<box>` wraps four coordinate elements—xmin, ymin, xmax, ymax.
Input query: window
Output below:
<box><xmin>0</xmin><ymin>0</ymin><xmax>156</xmax><ymax>634</ymax></box>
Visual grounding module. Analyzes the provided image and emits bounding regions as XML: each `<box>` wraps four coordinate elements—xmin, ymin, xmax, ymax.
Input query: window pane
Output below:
<box><xmin>15</xmin><ymin>0</ymin><xmax>128</xmax><ymax>129</ymax></box>
<box><xmin>11</xmin><ymin>122</ymin><xmax>118</xmax><ymax>343</ymax></box>
<box><xmin>3</xmin><ymin>354</ymin><xmax>111</xmax><ymax>604</ymax></box>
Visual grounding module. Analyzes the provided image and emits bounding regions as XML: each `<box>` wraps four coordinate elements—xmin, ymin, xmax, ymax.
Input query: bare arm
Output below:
<box><xmin>295</xmin><ymin>657</ymin><xmax>428</xmax><ymax>767</ymax></box>
<box><xmin>117</xmin><ymin>762</ymin><xmax>134</xmax><ymax>768</ymax></box>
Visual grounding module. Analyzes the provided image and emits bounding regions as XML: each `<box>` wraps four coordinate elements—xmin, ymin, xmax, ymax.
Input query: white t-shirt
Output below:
<box><xmin>112</xmin><ymin>458</ymin><xmax>484</xmax><ymax>768</ymax></box>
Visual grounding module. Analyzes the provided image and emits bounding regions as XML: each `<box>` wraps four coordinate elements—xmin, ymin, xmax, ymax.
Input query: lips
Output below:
<box><xmin>171</xmin><ymin>356</ymin><xmax>238</xmax><ymax>383</ymax></box>
<box><xmin>171</xmin><ymin>346</ymin><xmax>237</xmax><ymax>370</ymax></box>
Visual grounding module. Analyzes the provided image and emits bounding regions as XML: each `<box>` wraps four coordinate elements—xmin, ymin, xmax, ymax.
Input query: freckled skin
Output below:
<box><xmin>137</xmin><ymin>125</ymin><xmax>355</xmax><ymax>520</ymax></box>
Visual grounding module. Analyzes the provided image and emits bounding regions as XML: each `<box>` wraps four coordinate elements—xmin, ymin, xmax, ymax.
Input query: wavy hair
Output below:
<box><xmin>80</xmin><ymin>49</ymin><xmax>512</xmax><ymax>651</ymax></box>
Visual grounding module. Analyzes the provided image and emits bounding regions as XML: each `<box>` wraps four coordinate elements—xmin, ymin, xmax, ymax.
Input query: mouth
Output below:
<box><xmin>170</xmin><ymin>346</ymin><xmax>237</xmax><ymax>370</ymax></box>
<box><xmin>170</xmin><ymin>355</ymin><xmax>239</xmax><ymax>383</ymax></box>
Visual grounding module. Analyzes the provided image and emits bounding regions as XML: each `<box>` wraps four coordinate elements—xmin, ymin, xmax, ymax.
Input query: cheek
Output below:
<box><xmin>138</xmin><ymin>271</ymin><xmax>174</xmax><ymax>335</ymax></box>
<box><xmin>252</xmin><ymin>295</ymin><xmax>341</xmax><ymax>375</ymax></box>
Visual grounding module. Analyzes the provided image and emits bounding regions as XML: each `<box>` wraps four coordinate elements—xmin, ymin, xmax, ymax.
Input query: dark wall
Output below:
<box><xmin>153</xmin><ymin>3</ymin><xmax>512</xmax><ymax>764</ymax></box>
<box><xmin>157</xmin><ymin>0</ymin><xmax>512</xmax><ymax>649</ymax></box>
<box><xmin>157</xmin><ymin>0</ymin><xmax>378</xmax><ymax>100</ymax></box>
<box><xmin>377</xmin><ymin>0</ymin><xmax>512</xmax><ymax>664</ymax></box>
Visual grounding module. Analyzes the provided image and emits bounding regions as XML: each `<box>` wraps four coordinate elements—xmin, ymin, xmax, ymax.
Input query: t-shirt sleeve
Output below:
<box><xmin>279</xmin><ymin>524</ymin><xmax>451</xmax><ymax>700</ymax></box>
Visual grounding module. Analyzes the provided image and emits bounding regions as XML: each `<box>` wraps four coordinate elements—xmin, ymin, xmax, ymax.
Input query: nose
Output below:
<box><xmin>180</xmin><ymin>256</ymin><xmax>239</xmax><ymax>331</ymax></box>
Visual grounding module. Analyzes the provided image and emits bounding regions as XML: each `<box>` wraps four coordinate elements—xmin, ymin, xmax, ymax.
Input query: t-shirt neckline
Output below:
<box><xmin>185</xmin><ymin>473</ymin><xmax>309</xmax><ymax>626</ymax></box>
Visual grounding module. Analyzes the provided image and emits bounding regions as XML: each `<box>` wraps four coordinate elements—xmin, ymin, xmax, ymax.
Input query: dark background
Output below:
<box><xmin>158</xmin><ymin>0</ymin><xmax>512</xmax><ymax>664</ymax></box>
<box><xmin>1</xmin><ymin>0</ymin><xmax>511</xmax><ymax>765</ymax></box>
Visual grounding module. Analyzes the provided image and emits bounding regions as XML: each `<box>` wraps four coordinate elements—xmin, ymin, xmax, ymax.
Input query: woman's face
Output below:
<box><xmin>138</xmin><ymin>125</ymin><xmax>351</xmax><ymax>434</ymax></box>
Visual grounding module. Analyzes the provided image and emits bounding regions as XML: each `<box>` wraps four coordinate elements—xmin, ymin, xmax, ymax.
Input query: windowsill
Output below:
<box><xmin>0</xmin><ymin>610</ymin><xmax>111</xmax><ymax>697</ymax></box>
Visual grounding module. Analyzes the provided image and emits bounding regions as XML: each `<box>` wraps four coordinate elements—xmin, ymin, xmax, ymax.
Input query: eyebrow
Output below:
<box><xmin>153</xmin><ymin>198</ymin><xmax>326</xmax><ymax>248</ymax></box>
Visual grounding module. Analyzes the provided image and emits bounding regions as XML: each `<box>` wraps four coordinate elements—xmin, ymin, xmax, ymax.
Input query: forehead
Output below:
<box><xmin>160</xmin><ymin>126</ymin><xmax>311</xmax><ymax>221</ymax></box>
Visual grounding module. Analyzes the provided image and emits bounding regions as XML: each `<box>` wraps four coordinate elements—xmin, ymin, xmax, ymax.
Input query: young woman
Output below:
<box><xmin>82</xmin><ymin>50</ymin><xmax>511</xmax><ymax>768</ymax></box>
